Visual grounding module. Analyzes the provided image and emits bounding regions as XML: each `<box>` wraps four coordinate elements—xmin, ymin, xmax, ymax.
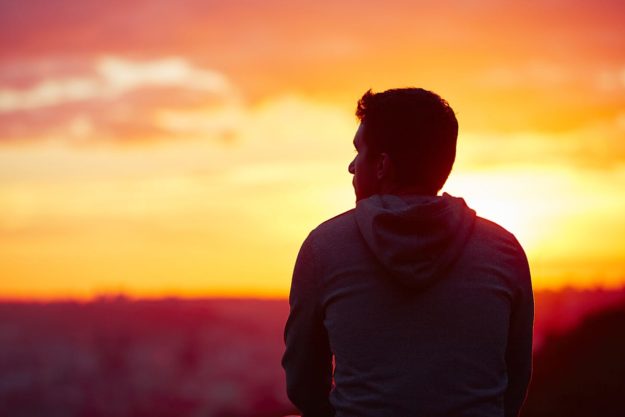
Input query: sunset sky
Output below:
<box><xmin>1</xmin><ymin>0</ymin><xmax>625</xmax><ymax>299</ymax></box>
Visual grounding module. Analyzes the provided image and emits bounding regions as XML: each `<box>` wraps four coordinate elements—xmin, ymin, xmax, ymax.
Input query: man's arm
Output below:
<box><xmin>504</xmin><ymin>245</ymin><xmax>534</xmax><ymax>417</ymax></box>
<box><xmin>282</xmin><ymin>233</ymin><xmax>334</xmax><ymax>417</ymax></box>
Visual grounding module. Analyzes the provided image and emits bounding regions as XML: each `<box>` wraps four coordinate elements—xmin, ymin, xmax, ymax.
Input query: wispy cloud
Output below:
<box><xmin>458</xmin><ymin>120</ymin><xmax>625</xmax><ymax>171</ymax></box>
<box><xmin>0</xmin><ymin>56</ymin><xmax>232</xmax><ymax>112</ymax></box>
<box><xmin>476</xmin><ymin>62</ymin><xmax>576</xmax><ymax>88</ymax></box>
<box><xmin>0</xmin><ymin>56</ymin><xmax>239</xmax><ymax>143</ymax></box>
<box><xmin>594</xmin><ymin>67</ymin><xmax>625</xmax><ymax>91</ymax></box>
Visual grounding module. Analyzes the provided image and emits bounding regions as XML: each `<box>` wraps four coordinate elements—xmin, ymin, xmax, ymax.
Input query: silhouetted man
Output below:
<box><xmin>282</xmin><ymin>88</ymin><xmax>533</xmax><ymax>417</ymax></box>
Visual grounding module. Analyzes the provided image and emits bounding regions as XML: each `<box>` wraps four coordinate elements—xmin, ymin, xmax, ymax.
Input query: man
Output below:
<box><xmin>282</xmin><ymin>88</ymin><xmax>533</xmax><ymax>417</ymax></box>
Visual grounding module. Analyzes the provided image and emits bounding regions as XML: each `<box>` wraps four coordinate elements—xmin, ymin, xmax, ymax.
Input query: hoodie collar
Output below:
<box><xmin>355</xmin><ymin>193</ymin><xmax>476</xmax><ymax>290</ymax></box>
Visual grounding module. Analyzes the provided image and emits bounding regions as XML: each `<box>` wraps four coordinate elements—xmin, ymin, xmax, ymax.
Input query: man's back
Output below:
<box><xmin>283</xmin><ymin>88</ymin><xmax>533</xmax><ymax>417</ymax></box>
<box><xmin>283</xmin><ymin>193</ymin><xmax>533</xmax><ymax>417</ymax></box>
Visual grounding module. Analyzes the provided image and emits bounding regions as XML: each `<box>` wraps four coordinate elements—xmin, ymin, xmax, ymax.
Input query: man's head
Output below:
<box><xmin>348</xmin><ymin>88</ymin><xmax>458</xmax><ymax>201</ymax></box>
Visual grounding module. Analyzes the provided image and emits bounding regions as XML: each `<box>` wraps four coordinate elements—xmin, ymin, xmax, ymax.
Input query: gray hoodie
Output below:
<box><xmin>283</xmin><ymin>193</ymin><xmax>533</xmax><ymax>417</ymax></box>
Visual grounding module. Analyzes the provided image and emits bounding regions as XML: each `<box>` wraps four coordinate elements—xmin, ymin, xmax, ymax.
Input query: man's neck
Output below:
<box><xmin>380</xmin><ymin>182</ymin><xmax>436</xmax><ymax>197</ymax></box>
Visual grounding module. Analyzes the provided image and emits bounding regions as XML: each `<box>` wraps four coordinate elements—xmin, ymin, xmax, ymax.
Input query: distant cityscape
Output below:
<box><xmin>0</xmin><ymin>288</ymin><xmax>624</xmax><ymax>417</ymax></box>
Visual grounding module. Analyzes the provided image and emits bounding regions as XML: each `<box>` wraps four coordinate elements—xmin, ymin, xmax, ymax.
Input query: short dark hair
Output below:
<box><xmin>356</xmin><ymin>88</ymin><xmax>458</xmax><ymax>194</ymax></box>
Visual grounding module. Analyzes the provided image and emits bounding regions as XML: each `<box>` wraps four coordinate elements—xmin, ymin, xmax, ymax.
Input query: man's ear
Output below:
<box><xmin>376</xmin><ymin>153</ymin><xmax>393</xmax><ymax>180</ymax></box>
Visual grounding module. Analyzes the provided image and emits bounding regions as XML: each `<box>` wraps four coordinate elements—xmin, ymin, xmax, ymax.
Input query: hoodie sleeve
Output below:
<box><xmin>504</xmin><ymin>243</ymin><xmax>534</xmax><ymax>417</ymax></box>
<box><xmin>282</xmin><ymin>233</ymin><xmax>335</xmax><ymax>417</ymax></box>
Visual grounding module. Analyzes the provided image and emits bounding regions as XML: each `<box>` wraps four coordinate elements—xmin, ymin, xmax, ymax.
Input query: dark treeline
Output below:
<box><xmin>521</xmin><ymin>302</ymin><xmax>625</xmax><ymax>417</ymax></box>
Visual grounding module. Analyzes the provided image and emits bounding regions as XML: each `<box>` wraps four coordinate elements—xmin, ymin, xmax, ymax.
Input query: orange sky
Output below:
<box><xmin>1</xmin><ymin>0</ymin><xmax>625</xmax><ymax>299</ymax></box>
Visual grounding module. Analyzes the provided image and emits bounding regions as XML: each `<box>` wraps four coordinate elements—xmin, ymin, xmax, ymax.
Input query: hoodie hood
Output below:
<box><xmin>355</xmin><ymin>192</ymin><xmax>476</xmax><ymax>290</ymax></box>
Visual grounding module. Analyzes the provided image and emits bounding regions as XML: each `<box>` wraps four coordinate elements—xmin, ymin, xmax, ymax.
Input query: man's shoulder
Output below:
<box><xmin>470</xmin><ymin>215</ymin><xmax>529</xmax><ymax>271</ymax></box>
<box><xmin>473</xmin><ymin>216</ymin><xmax>523</xmax><ymax>249</ymax></box>
<box><xmin>310</xmin><ymin>209</ymin><xmax>357</xmax><ymax>239</ymax></box>
<box><xmin>301</xmin><ymin>208</ymin><xmax>370</xmax><ymax>268</ymax></box>
<box><xmin>304</xmin><ymin>209</ymin><xmax>360</xmax><ymax>252</ymax></box>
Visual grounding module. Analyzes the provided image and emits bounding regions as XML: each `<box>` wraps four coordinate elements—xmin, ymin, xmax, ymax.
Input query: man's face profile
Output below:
<box><xmin>348</xmin><ymin>123</ymin><xmax>379</xmax><ymax>202</ymax></box>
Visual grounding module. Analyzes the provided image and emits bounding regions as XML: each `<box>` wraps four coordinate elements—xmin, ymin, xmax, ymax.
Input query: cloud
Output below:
<box><xmin>477</xmin><ymin>62</ymin><xmax>576</xmax><ymax>88</ymax></box>
<box><xmin>0</xmin><ymin>56</ymin><xmax>239</xmax><ymax>144</ymax></box>
<box><xmin>616</xmin><ymin>113</ymin><xmax>625</xmax><ymax>131</ymax></box>
<box><xmin>594</xmin><ymin>67</ymin><xmax>625</xmax><ymax>91</ymax></box>
<box><xmin>457</xmin><ymin>114</ymin><xmax>625</xmax><ymax>171</ymax></box>
<box><xmin>0</xmin><ymin>56</ymin><xmax>232</xmax><ymax>112</ymax></box>
<box><xmin>97</xmin><ymin>57</ymin><xmax>231</xmax><ymax>97</ymax></box>
<box><xmin>476</xmin><ymin>63</ymin><xmax>625</xmax><ymax>98</ymax></box>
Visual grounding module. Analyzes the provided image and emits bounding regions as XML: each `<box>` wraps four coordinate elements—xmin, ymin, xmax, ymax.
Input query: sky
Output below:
<box><xmin>1</xmin><ymin>0</ymin><xmax>625</xmax><ymax>299</ymax></box>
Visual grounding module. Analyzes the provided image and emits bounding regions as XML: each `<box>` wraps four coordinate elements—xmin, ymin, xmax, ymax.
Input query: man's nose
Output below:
<box><xmin>348</xmin><ymin>159</ymin><xmax>355</xmax><ymax>174</ymax></box>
